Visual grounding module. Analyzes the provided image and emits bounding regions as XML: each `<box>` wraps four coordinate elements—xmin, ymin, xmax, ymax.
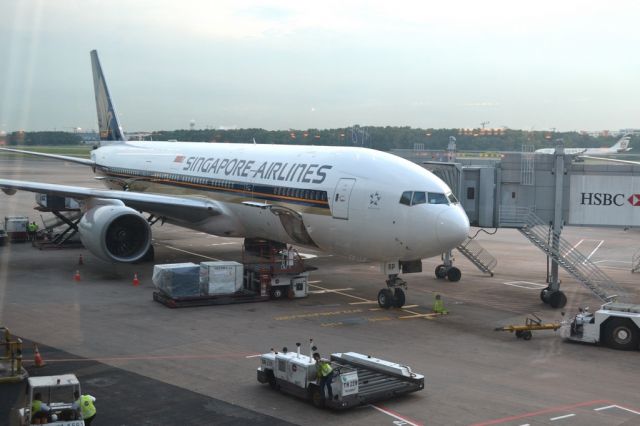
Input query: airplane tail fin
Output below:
<box><xmin>611</xmin><ymin>134</ymin><xmax>631</xmax><ymax>152</ymax></box>
<box><xmin>90</xmin><ymin>50</ymin><xmax>127</xmax><ymax>143</ymax></box>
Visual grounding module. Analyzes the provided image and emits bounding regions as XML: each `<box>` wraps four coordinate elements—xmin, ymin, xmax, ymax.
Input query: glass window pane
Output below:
<box><xmin>399</xmin><ymin>191</ymin><xmax>412</xmax><ymax>205</ymax></box>
<box><xmin>428</xmin><ymin>192</ymin><xmax>448</xmax><ymax>204</ymax></box>
<box><xmin>412</xmin><ymin>192</ymin><xmax>426</xmax><ymax>205</ymax></box>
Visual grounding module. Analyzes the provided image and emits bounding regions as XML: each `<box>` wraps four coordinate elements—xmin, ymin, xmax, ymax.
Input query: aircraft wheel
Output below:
<box><xmin>540</xmin><ymin>288</ymin><xmax>550</xmax><ymax>303</ymax></box>
<box><xmin>392</xmin><ymin>288</ymin><xmax>406</xmax><ymax>308</ymax></box>
<box><xmin>548</xmin><ymin>291</ymin><xmax>567</xmax><ymax>309</ymax></box>
<box><xmin>522</xmin><ymin>331</ymin><xmax>533</xmax><ymax>341</ymax></box>
<box><xmin>604</xmin><ymin>318</ymin><xmax>639</xmax><ymax>350</ymax></box>
<box><xmin>435</xmin><ymin>265</ymin><xmax>447</xmax><ymax>279</ymax></box>
<box><xmin>515</xmin><ymin>330</ymin><xmax>523</xmax><ymax>338</ymax></box>
<box><xmin>377</xmin><ymin>289</ymin><xmax>393</xmax><ymax>309</ymax></box>
<box><xmin>446</xmin><ymin>267</ymin><xmax>461</xmax><ymax>282</ymax></box>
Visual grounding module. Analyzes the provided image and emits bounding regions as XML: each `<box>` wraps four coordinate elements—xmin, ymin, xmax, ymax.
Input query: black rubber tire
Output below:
<box><xmin>540</xmin><ymin>288</ymin><xmax>549</xmax><ymax>303</ymax></box>
<box><xmin>515</xmin><ymin>330</ymin><xmax>523</xmax><ymax>338</ymax></box>
<box><xmin>271</xmin><ymin>287</ymin><xmax>284</xmax><ymax>299</ymax></box>
<box><xmin>377</xmin><ymin>289</ymin><xmax>393</xmax><ymax>309</ymax></box>
<box><xmin>447</xmin><ymin>267</ymin><xmax>461</xmax><ymax>282</ymax></box>
<box><xmin>548</xmin><ymin>291</ymin><xmax>567</xmax><ymax>309</ymax></box>
<box><xmin>603</xmin><ymin>318</ymin><xmax>639</xmax><ymax>350</ymax></box>
<box><xmin>392</xmin><ymin>288</ymin><xmax>406</xmax><ymax>308</ymax></box>
<box><xmin>435</xmin><ymin>265</ymin><xmax>447</xmax><ymax>279</ymax></box>
<box><xmin>309</xmin><ymin>386</ymin><xmax>325</xmax><ymax>408</ymax></box>
<box><xmin>267</xmin><ymin>372</ymin><xmax>279</xmax><ymax>390</ymax></box>
<box><xmin>522</xmin><ymin>331</ymin><xmax>532</xmax><ymax>341</ymax></box>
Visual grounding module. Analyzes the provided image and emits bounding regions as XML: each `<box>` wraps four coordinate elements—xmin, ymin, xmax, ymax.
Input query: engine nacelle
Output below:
<box><xmin>79</xmin><ymin>202</ymin><xmax>151</xmax><ymax>263</ymax></box>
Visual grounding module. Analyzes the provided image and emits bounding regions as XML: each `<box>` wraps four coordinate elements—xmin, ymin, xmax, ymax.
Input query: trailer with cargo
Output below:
<box><xmin>152</xmin><ymin>258</ymin><xmax>310</xmax><ymax>308</ymax></box>
<box><xmin>562</xmin><ymin>302</ymin><xmax>640</xmax><ymax>350</ymax></box>
<box><xmin>257</xmin><ymin>340</ymin><xmax>424</xmax><ymax>409</ymax></box>
<box><xmin>4</xmin><ymin>216</ymin><xmax>29</xmax><ymax>242</ymax></box>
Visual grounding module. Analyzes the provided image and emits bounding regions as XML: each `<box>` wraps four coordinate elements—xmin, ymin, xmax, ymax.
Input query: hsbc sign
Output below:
<box><xmin>570</xmin><ymin>175</ymin><xmax>640</xmax><ymax>226</ymax></box>
<box><xmin>580</xmin><ymin>193</ymin><xmax>640</xmax><ymax>207</ymax></box>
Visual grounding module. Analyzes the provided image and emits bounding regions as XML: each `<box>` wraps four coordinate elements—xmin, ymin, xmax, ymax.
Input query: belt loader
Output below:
<box><xmin>257</xmin><ymin>340</ymin><xmax>424</xmax><ymax>409</ymax></box>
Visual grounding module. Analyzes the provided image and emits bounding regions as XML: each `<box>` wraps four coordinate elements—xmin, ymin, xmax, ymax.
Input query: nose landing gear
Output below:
<box><xmin>434</xmin><ymin>264</ymin><xmax>461</xmax><ymax>282</ymax></box>
<box><xmin>377</xmin><ymin>275</ymin><xmax>407</xmax><ymax>309</ymax></box>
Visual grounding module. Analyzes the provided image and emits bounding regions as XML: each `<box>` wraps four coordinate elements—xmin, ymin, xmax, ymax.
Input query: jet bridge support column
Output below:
<box><xmin>541</xmin><ymin>141</ymin><xmax>567</xmax><ymax>308</ymax></box>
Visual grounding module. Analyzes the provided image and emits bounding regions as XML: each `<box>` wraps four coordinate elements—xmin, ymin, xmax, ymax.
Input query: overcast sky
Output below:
<box><xmin>1</xmin><ymin>0</ymin><xmax>639</xmax><ymax>133</ymax></box>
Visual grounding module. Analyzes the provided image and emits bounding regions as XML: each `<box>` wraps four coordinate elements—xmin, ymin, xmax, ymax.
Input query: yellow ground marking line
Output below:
<box><xmin>274</xmin><ymin>308</ymin><xmax>364</xmax><ymax>321</ymax></box>
<box><xmin>368</xmin><ymin>305</ymin><xmax>419</xmax><ymax>311</ymax></box>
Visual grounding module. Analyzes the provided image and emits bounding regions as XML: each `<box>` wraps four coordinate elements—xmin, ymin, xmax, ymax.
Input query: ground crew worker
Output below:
<box><xmin>73</xmin><ymin>390</ymin><xmax>97</xmax><ymax>425</ymax></box>
<box><xmin>433</xmin><ymin>294</ymin><xmax>448</xmax><ymax>314</ymax></box>
<box><xmin>27</xmin><ymin>222</ymin><xmax>36</xmax><ymax>241</ymax></box>
<box><xmin>32</xmin><ymin>222</ymin><xmax>39</xmax><ymax>240</ymax></box>
<box><xmin>313</xmin><ymin>352</ymin><xmax>334</xmax><ymax>400</ymax></box>
<box><xmin>31</xmin><ymin>392</ymin><xmax>50</xmax><ymax>424</ymax></box>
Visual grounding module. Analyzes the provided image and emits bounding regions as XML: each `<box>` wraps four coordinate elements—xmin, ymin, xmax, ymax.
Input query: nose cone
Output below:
<box><xmin>436</xmin><ymin>207</ymin><xmax>470</xmax><ymax>249</ymax></box>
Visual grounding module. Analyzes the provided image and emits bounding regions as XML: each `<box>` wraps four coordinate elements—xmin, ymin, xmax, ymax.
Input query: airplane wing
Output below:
<box><xmin>0</xmin><ymin>147</ymin><xmax>96</xmax><ymax>167</ymax></box>
<box><xmin>582</xmin><ymin>156</ymin><xmax>640</xmax><ymax>166</ymax></box>
<box><xmin>0</xmin><ymin>179</ymin><xmax>223</xmax><ymax>222</ymax></box>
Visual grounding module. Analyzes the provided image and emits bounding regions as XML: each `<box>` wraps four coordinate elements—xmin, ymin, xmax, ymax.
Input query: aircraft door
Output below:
<box><xmin>332</xmin><ymin>178</ymin><xmax>356</xmax><ymax>219</ymax></box>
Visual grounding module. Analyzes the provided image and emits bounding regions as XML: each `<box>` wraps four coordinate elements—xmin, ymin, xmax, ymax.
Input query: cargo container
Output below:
<box><xmin>152</xmin><ymin>263</ymin><xmax>201</xmax><ymax>298</ymax></box>
<box><xmin>199</xmin><ymin>261</ymin><xmax>244</xmax><ymax>295</ymax></box>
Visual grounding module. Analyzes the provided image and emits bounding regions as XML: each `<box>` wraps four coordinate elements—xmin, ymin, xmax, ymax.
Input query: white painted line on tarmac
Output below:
<box><xmin>583</xmin><ymin>240</ymin><xmax>604</xmax><ymax>264</ymax></box>
<box><xmin>308</xmin><ymin>280</ymin><xmax>323</xmax><ymax>284</ymax></box>
<box><xmin>550</xmin><ymin>413</ymin><xmax>575</xmax><ymax>421</ymax></box>
<box><xmin>308</xmin><ymin>288</ymin><xmax>354</xmax><ymax>294</ymax></box>
<box><xmin>209</xmin><ymin>242</ymin><xmax>237</xmax><ymax>246</ymax></box>
<box><xmin>163</xmin><ymin>245</ymin><xmax>221</xmax><ymax>261</ymax></box>
<box><xmin>369</xmin><ymin>404</ymin><xmax>423</xmax><ymax>426</ymax></box>
<box><xmin>245</xmin><ymin>354</ymin><xmax>262</xmax><ymax>358</ymax></box>
<box><xmin>565</xmin><ymin>239</ymin><xmax>584</xmax><ymax>256</ymax></box>
<box><xmin>592</xmin><ymin>259</ymin><xmax>632</xmax><ymax>265</ymax></box>
<box><xmin>504</xmin><ymin>281</ymin><xmax>547</xmax><ymax>290</ymax></box>
<box><xmin>309</xmin><ymin>283</ymin><xmax>372</xmax><ymax>302</ymax></box>
<box><xmin>297</xmin><ymin>253</ymin><xmax>318</xmax><ymax>259</ymax></box>
<box><xmin>594</xmin><ymin>404</ymin><xmax>640</xmax><ymax>415</ymax></box>
<box><xmin>519</xmin><ymin>424</ymin><xmax>530</xmax><ymax>426</ymax></box>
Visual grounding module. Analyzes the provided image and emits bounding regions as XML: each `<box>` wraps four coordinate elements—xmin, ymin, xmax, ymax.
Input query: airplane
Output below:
<box><xmin>535</xmin><ymin>134</ymin><xmax>632</xmax><ymax>155</ymax></box>
<box><xmin>0</xmin><ymin>50</ymin><xmax>470</xmax><ymax>309</ymax></box>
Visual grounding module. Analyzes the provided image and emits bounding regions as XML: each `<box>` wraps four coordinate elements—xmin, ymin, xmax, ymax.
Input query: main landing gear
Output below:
<box><xmin>377</xmin><ymin>275</ymin><xmax>407</xmax><ymax>309</ymax></box>
<box><xmin>434</xmin><ymin>264</ymin><xmax>462</xmax><ymax>282</ymax></box>
<box><xmin>540</xmin><ymin>287</ymin><xmax>567</xmax><ymax>309</ymax></box>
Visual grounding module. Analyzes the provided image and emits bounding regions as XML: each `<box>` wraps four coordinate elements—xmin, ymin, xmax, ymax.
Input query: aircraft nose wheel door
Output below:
<box><xmin>332</xmin><ymin>178</ymin><xmax>356</xmax><ymax>219</ymax></box>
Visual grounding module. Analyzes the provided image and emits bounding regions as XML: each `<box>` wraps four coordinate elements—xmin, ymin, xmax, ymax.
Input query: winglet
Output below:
<box><xmin>90</xmin><ymin>50</ymin><xmax>127</xmax><ymax>142</ymax></box>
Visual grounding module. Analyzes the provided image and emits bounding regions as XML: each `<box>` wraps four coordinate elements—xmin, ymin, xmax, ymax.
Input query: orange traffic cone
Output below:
<box><xmin>78</xmin><ymin>254</ymin><xmax>84</xmax><ymax>265</ymax></box>
<box><xmin>34</xmin><ymin>344</ymin><xmax>45</xmax><ymax>367</ymax></box>
<box><xmin>74</xmin><ymin>270</ymin><xmax>81</xmax><ymax>282</ymax></box>
<box><xmin>132</xmin><ymin>272</ymin><xmax>140</xmax><ymax>286</ymax></box>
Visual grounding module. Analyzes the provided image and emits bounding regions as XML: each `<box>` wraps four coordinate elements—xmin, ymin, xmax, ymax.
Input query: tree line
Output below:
<box><xmin>4</xmin><ymin>127</ymin><xmax>636</xmax><ymax>152</ymax></box>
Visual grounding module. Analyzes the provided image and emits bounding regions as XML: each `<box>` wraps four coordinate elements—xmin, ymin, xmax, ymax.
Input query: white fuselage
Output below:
<box><xmin>90</xmin><ymin>142</ymin><xmax>469</xmax><ymax>263</ymax></box>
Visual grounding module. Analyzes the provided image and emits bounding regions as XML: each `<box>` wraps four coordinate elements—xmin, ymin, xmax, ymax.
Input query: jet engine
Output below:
<box><xmin>78</xmin><ymin>200</ymin><xmax>151</xmax><ymax>263</ymax></box>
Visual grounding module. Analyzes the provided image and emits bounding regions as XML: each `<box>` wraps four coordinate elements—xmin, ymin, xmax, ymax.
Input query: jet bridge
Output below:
<box><xmin>403</xmin><ymin>142</ymin><xmax>640</xmax><ymax>308</ymax></box>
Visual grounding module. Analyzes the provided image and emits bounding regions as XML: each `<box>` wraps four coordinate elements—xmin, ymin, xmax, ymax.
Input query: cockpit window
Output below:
<box><xmin>427</xmin><ymin>192</ymin><xmax>449</xmax><ymax>204</ymax></box>
<box><xmin>446</xmin><ymin>192</ymin><xmax>458</xmax><ymax>204</ymax></box>
<box><xmin>400</xmin><ymin>191</ymin><xmax>412</xmax><ymax>205</ymax></box>
<box><xmin>412</xmin><ymin>191</ymin><xmax>426</xmax><ymax>205</ymax></box>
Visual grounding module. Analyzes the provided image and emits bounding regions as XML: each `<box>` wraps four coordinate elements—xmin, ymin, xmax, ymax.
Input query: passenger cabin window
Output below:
<box><xmin>428</xmin><ymin>192</ymin><xmax>448</xmax><ymax>204</ymax></box>
<box><xmin>400</xmin><ymin>191</ymin><xmax>412</xmax><ymax>205</ymax></box>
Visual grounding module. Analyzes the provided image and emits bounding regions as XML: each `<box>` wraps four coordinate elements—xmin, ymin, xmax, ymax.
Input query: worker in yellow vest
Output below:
<box><xmin>73</xmin><ymin>391</ymin><xmax>97</xmax><ymax>425</ymax></box>
<box><xmin>313</xmin><ymin>352</ymin><xmax>334</xmax><ymax>400</ymax></box>
<box><xmin>31</xmin><ymin>392</ymin><xmax>51</xmax><ymax>424</ymax></box>
<box><xmin>433</xmin><ymin>294</ymin><xmax>448</xmax><ymax>314</ymax></box>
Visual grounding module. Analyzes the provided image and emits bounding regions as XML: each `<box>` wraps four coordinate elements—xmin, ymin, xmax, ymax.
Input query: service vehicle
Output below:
<box><xmin>16</xmin><ymin>374</ymin><xmax>85</xmax><ymax>426</ymax></box>
<box><xmin>562</xmin><ymin>303</ymin><xmax>640</xmax><ymax>350</ymax></box>
<box><xmin>257</xmin><ymin>340</ymin><xmax>424</xmax><ymax>409</ymax></box>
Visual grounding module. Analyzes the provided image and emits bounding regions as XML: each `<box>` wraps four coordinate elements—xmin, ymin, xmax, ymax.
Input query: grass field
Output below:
<box><xmin>1</xmin><ymin>145</ymin><xmax>93</xmax><ymax>158</ymax></box>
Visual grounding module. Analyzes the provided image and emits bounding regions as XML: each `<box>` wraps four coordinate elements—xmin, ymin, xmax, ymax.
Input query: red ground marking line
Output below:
<box><xmin>23</xmin><ymin>352</ymin><xmax>261</xmax><ymax>363</ymax></box>
<box><xmin>371</xmin><ymin>404</ymin><xmax>424</xmax><ymax>426</ymax></box>
<box><xmin>469</xmin><ymin>399</ymin><xmax>612</xmax><ymax>426</ymax></box>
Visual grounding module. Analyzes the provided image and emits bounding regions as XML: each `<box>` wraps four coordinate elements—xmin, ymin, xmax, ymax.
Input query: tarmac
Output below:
<box><xmin>1</xmin><ymin>158</ymin><xmax>639</xmax><ymax>425</ymax></box>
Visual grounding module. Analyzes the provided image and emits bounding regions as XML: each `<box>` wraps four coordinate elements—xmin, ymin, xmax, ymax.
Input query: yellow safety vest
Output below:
<box><xmin>319</xmin><ymin>361</ymin><xmax>333</xmax><ymax>377</ymax></box>
<box><xmin>77</xmin><ymin>395</ymin><xmax>96</xmax><ymax>419</ymax></box>
<box><xmin>32</xmin><ymin>400</ymin><xmax>42</xmax><ymax>413</ymax></box>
